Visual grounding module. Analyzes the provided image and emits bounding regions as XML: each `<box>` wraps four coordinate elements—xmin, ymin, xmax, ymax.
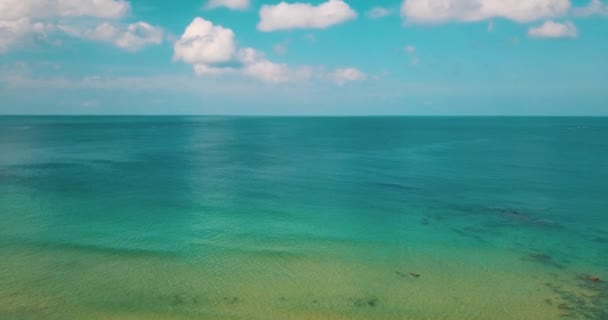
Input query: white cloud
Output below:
<box><xmin>572</xmin><ymin>0</ymin><xmax>608</xmax><ymax>16</ymax></box>
<box><xmin>0</xmin><ymin>0</ymin><xmax>167</xmax><ymax>53</ymax></box>
<box><xmin>193</xmin><ymin>64</ymin><xmax>234</xmax><ymax>76</ymax></box>
<box><xmin>175</xmin><ymin>17</ymin><xmax>365</xmax><ymax>85</ymax></box>
<box><xmin>405</xmin><ymin>45</ymin><xmax>416</xmax><ymax>53</ymax></box>
<box><xmin>66</xmin><ymin>21</ymin><xmax>164</xmax><ymax>52</ymax></box>
<box><xmin>0</xmin><ymin>0</ymin><xmax>130</xmax><ymax>52</ymax></box>
<box><xmin>173</xmin><ymin>17</ymin><xmax>237</xmax><ymax>65</ymax></box>
<box><xmin>190</xmin><ymin>48</ymin><xmax>313</xmax><ymax>83</ymax></box>
<box><xmin>401</xmin><ymin>0</ymin><xmax>571</xmax><ymax>24</ymax></box>
<box><xmin>0</xmin><ymin>0</ymin><xmax>130</xmax><ymax>21</ymax></box>
<box><xmin>258</xmin><ymin>0</ymin><xmax>357</xmax><ymax>31</ymax></box>
<box><xmin>174</xmin><ymin>17</ymin><xmax>293</xmax><ymax>83</ymax></box>
<box><xmin>528</xmin><ymin>20</ymin><xmax>577</xmax><ymax>38</ymax></box>
<box><xmin>0</xmin><ymin>18</ymin><xmax>32</xmax><ymax>53</ymax></box>
<box><xmin>330</xmin><ymin>68</ymin><xmax>367</xmax><ymax>85</ymax></box>
<box><xmin>366</xmin><ymin>7</ymin><xmax>392</xmax><ymax>19</ymax></box>
<box><xmin>239</xmin><ymin>48</ymin><xmax>292</xmax><ymax>83</ymax></box>
<box><xmin>204</xmin><ymin>0</ymin><xmax>250</xmax><ymax>10</ymax></box>
<box><xmin>51</xmin><ymin>0</ymin><xmax>130</xmax><ymax>19</ymax></box>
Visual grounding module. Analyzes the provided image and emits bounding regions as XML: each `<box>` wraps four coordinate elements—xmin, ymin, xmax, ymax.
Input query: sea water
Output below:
<box><xmin>0</xmin><ymin>116</ymin><xmax>606</xmax><ymax>319</ymax></box>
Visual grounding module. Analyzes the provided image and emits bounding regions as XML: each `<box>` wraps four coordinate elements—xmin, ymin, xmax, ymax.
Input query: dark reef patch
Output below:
<box><xmin>544</xmin><ymin>274</ymin><xmax>608</xmax><ymax>319</ymax></box>
<box><xmin>223</xmin><ymin>296</ymin><xmax>240</xmax><ymax>304</ymax></box>
<box><xmin>396</xmin><ymin>271</ymin><xmax>421</xmax><ymax>279</ymax></box>
<box><xmin>526</xmin><ymin>253</ymin><xmax>566</xmax><ymax>269</ymax></box>
<box><xmin>349</xmin><ymin>296</ymin><xmax>379</xmax><ymax>308</ymax></box>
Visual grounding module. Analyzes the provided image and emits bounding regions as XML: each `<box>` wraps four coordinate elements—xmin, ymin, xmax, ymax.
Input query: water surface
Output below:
<box><xmin>0</xmin><ymin>117</ymin><xmax>607</xmax><ymax>319</ymax></box>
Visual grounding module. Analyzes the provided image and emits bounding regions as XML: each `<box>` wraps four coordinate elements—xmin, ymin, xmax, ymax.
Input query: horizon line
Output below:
<box><xmin>1</xmin><ymin>114</ymin><xmax>607</xmax><ymax>118</ymax></box>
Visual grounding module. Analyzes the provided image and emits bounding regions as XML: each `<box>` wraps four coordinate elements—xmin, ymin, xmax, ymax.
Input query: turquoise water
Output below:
<box><xmin>0</xmin><ymin>116</ymin><xmax>607</xmax><ymax>319</ymax></box>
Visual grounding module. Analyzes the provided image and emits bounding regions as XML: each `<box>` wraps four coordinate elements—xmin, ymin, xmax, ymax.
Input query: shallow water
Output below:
<box><xmin>0</xmin><ymin>116</ymin><xmax>607</xmax><ymax>319</ymax></box>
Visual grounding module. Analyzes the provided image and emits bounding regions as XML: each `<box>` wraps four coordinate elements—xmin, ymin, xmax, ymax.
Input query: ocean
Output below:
<box><xmin>0</xmin><ymin>116</ymin><xmax>606</xmax><ymax>319</ymax></box>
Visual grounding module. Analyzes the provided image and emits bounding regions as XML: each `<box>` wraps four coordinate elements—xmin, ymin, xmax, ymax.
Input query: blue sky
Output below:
<box><xmin>0</xmin><ymin>0</ymin><xmax>607</xmax><ymax>115</ymax></box>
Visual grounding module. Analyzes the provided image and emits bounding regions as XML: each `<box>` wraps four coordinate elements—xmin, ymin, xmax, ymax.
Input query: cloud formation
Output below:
<box><xmin>258</xmin><ymin>0</ymin><xmax>357</xmax><ymax>31</ymax></box>
<box><xmin>175</xmin><ymin>17</ymin><xmax>365</xmax><ymax>84</ymax></box>
<box><xmin>0</xmin><ymin>0</ymin><xmax>130</xmax><ymax>20</ymax></box>
<box><xmin>0</xmin><ymin>18</ymin><xmax>31</xmax><ymax>52</ymax></box>
<box><xmin>174</xmin><ymin>17</ymin><xmax>304</xmax><ymax>83</ymax></box>
<box><xmin>0</xmin><ymin>0</ymin><xmax>166</xmax><ymax>53</ymax></box>
<box><xmin>205</xmin><ymin>0</ymin><xmax>250</xmax><ymax>10</ymax></box>
<box><xmin>173</xmin><ymin>17</ymin><xmax>237</xmax><ymax>65</ymax></box>
<box><xmin>528</xmin><ymin>20</ymin><xmax>577</xmax><ymax>38</ymax></box>
<box><xmin>61</xmin><ymin>22</ymin><xmax>164</xmax><ymax>52</ymax></box>
<box><xmin>401</xmin><ymin>0</ymin><xmax>571</xmax><ymax>24</ymax></box>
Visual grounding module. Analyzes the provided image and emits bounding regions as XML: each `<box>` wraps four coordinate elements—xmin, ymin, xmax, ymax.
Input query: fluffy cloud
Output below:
<box><xmin>0</xmin><ymin>0</ymin><xmax>129</xmax><ymax>21</ymax></box>
<box><xmin>528</xmin><ymin>20</ymin><xmax>577</xmax><ymax>38</ymax></box>
<box><xmin>238</xmin><ymin>48</ymin><xmax>293</xmax><ymax>83</ymax></box>
<box><xmin>173</xmin><ymin>17</ymin><xmax>294</xmax><ymax>83</ymax></box>
<box><xmin>258</xmin><ymin>0</ymin><xmax>357</xmax><ymax>31</ymax></box>
<box><xmin>205</xmin><ymin>0</ymin><xmax>250</xmax><ymax>10</ymax></box>
<box><xmin>61</xmin><ymin>22</ymin><xmax>163</xmax><ymax>52</ymax></box>
<box><xmin>572</xmin><ymin>0</ymin><xmax>608</xmax><ymax>16</ymax></box>
<box><xmin>175</xmin><ymin>17</ymin><xmax>365</xmax><ymax>84</ymax></box>
<box><xmin>191</xmin><ymin>48</ymin><xmax>295</xmax><ymax>83</ymax></box>
<box><xmin>173</xmin><ymin>17</ymin><xmax>237</xmax><ymax>65</ymax></box>
<box><xmin>366</xmin><ymin>7</ymin><xmax>392</xmax><ymax>19</ymax></box>
<box><xmin>0</xmin><ymin>0</ymin><xmax>166</xmax><ymax>53</ymax></box>
<box><xmin>401</xmin><ymin>0</ymin><xmax>571</xmax><ymax>23</ymax></box>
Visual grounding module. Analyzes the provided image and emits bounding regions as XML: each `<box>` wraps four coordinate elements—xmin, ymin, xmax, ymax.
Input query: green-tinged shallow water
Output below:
<box><xmin>0</xmin><ymin>116</ymin><xmax>607</xmax><ymax>320</ymax></box>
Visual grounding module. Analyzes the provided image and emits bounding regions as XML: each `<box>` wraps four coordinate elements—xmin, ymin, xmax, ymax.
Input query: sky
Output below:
<box><xmin>0</xmin><ymin>0</ymin><xmax>607</xmax><ymax>115</ymax></box>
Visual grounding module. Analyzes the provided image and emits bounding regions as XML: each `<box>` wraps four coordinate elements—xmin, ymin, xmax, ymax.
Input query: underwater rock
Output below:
<box><xmin>367</xmin><ymin>297</ymin><xmax>378</xmax><ymax>307</ymax></box>
<box><xmin>223</xmin><ymin>296</ymin><xmax>240</xmax><ymax>304</ymax></box>
<box><xmin>171</xmin><ymin>294</ymin><xmax>184</xmax><ymax>306</ymax></box>
<box><xmin>396</xmin><ymin>271</ymin><xmax>421</xmax><ymax>279</ymax></box>
<box><xmin>544</xmin><ymin>273</ymin><xmax>608</xmax><ymax>320</ymax></box>
<box><xmin>350</xmin><ymin>296</ymin><xmax>379</xmax><ymax>308</ymax></box>
<box><xmin>584</xmin><ymin>275</ymin><xmax>601</xmax><ymax>283</ymax></box>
